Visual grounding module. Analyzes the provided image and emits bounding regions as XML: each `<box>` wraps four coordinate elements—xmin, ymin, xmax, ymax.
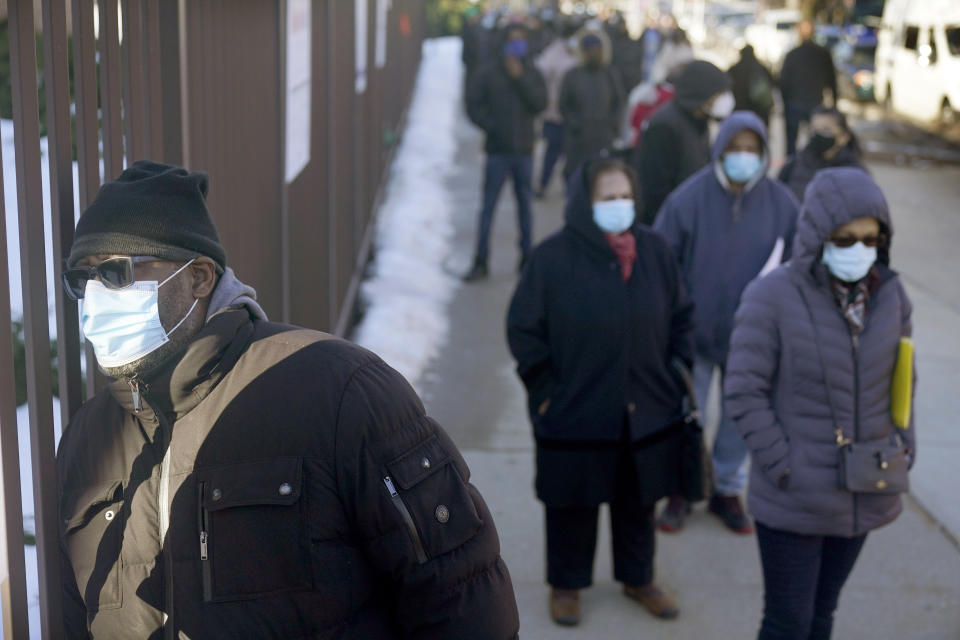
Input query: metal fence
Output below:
<box><xmin>0</xmin><ymin>1</ymin><xmax>425</xmax><ymax>636</ymax></box>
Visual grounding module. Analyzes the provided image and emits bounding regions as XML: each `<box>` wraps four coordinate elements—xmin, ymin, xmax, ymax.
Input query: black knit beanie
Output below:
<box><xmin>672</xmin><ymin>60</ymin><xmax>732</xmax><ymax>113</ymax></box>
<box><xmin>67</xmin><ymin>160</ymin><xmax>226</xmax><ymax>271</ymax></box>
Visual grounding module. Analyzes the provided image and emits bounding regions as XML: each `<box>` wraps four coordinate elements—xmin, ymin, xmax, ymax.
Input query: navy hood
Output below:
<box><xmin>564</xmin><ymin>160</ymin><xmax>643</xmax><ymax>255</ymax></box>
<box><xmin>792</xmin><ymin>167</ymin><xmax>892</xmax><ymax>273</ymax></box>
<box><xmin>711</xmin><ymin>111</ymin><xmax>770</xmax><ymax>192</ymax></box>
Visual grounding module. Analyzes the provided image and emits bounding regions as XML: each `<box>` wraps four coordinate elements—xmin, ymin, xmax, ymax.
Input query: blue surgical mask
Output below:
<box><xmin>821</xmin><ymin>241</ymin><xmax>877</xmax><ymax>283</ymax></box>
<box><xmin>723</xmin><ymin>151</ymin><xmax>763</xmax><ymax>183</ymax></box>
<box><xmin>504</xmin><ymin>39</ymin><xmax>529</xmax><ymax>59</ymax></box>
<box><xmin>81</xmin><ymin>259</ymin><xmax>199</xmax><ymax>368</ymax></box>
<box><xmin>593</xmin><ymin>199</ymin><xmax>635</xmax><ymax>234</ymax></box>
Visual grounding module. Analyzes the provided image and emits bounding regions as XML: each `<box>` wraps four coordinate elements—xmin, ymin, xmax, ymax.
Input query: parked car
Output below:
<box><xmin>833</xmin><ymin>27</ymin><xmax>878</xmax><ymax>103</ymax></box>
<box><xmin>875</xmin><ymin>0</ymin><xmax>960</xmax><ymax>127</ymax></box>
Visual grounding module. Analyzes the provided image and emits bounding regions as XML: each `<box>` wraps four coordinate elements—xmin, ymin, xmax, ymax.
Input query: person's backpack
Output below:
<box><xmin>748</xmin><ymin>70</ymin><xmax>774</xmax><ymax>113</ymax></box>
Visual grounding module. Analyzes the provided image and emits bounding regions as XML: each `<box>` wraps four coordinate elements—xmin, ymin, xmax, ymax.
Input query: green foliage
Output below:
<box><xmin>426</xmin><ymin>0</ymin><xmax>478</xmax><ymax>38</ymax></box>
<box><xmin>11</xmin><ymin>320</ymin><xmax>59</xmax><ymax>406</ymax></box>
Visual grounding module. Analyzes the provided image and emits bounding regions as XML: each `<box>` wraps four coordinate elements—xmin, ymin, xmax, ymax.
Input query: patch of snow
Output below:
<box><xmin>351</xmin><ymin>37</ymin><xmax>464</xmax><ymax>391</ymax></box>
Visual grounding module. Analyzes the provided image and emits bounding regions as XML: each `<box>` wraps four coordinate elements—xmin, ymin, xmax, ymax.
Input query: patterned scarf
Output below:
<box><xmin>604</xmin><ymin>231</ymin><xmax>637</xmax><ymax>282</ymax></box>
<box><xmin>830</xmin><ymin>269</ymin><xmax>878</xmax><ymax>334</ymax></box>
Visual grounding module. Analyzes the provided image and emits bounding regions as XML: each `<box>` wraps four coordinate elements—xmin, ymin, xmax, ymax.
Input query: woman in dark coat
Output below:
<box><xmin>778</xmin><ymin>106</ymin><xmax>867</xmax><ymax>202</ymax></box>
<box><xmin>725</xmin><ymin>168</ymin><xmax>916</xmax><ymax>640</ymax></box>
<box><xmin>506</xmin><ymin>158</ymin><xmax>693</xmax><ymax>627</ymax></box>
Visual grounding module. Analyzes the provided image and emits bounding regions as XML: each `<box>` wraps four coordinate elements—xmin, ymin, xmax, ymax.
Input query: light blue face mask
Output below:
<box><xmin>593</xmin><ymin>199</ymin><xmax>635</xmax><ymax>234</ymax></box>
<box><xmin>723</xmin><ymin>151</ymin><xmax>763</xmax><ymax>183</ymax></box>
<box><xmin>81</xmin><ymin>259</ymin><xmax>199</xmax><ymax>368</ymax></box>
<box><xmin>821</xmin><ymin>241</ymin><xmax>877</xmax><ymax>283</ymax></box>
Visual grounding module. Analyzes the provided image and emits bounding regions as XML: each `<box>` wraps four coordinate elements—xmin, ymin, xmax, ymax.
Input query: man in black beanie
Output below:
<box><xmin>57</xmin><ymin>161</ymin><xmax>520</xmax><ymax>639</ymax></box>
<box><xmin>633</xmin><ymin>59</ymin><xmax>734</xmax><ymax>223</ymax></box>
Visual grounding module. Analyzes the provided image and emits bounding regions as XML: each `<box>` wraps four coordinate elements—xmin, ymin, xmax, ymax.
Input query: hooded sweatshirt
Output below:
<box><xmin>725</xmin><ymin>168</ymin><xmax>914</xmax><ymax>537</ymax></box>
<box><xmin>654</xmin><ymin>111</ymin><xmax>799</xmax><ymax>364</ymax></box>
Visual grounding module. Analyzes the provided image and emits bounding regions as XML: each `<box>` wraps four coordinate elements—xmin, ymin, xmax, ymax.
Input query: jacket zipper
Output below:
<box><xmin>851</xmin><ymin>331</ymin><xmax>860</xmax><ymax>536</ymax></box>
<box><xmin>198</xmin><ymin>482</ymin><xmax>212</xmax><ymax>601</ymax></box>
<box><xmin>153</xmin><ymin>401</ymin><xmax>175</xmax><ymax>639</ymax></box>
<box><xmin>383</xmin><ymin>476</ymin><xmax>428</xmax><ymax>564</ymax></box>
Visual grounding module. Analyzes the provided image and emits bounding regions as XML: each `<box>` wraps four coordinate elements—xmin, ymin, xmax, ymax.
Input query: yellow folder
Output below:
<box><xmin>890</xmin><ymin>337</ymin><xmax>914</xmax><ymax>430</ymax></box>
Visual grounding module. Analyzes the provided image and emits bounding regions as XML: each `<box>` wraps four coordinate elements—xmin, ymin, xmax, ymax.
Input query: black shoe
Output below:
<box><xmin>708</xmin><ymin>493</ymin><xmax>754</xmax><ymax>534</ymax></box>
<box><xmin>463</xmin><ymin>261</ymin><xmax>488</xmax><ymax>282</ymax></box>
<box><xmin>657</xmin><ymin>495</ymin><xmax>691</xmax><ymax>533</ymax></box>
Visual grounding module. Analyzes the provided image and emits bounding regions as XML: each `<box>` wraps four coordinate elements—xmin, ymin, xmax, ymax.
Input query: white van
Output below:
<box><xmin>874</xmin><ymin>0</ymin><xmax>960</xmax><ymax>127</ymax></box>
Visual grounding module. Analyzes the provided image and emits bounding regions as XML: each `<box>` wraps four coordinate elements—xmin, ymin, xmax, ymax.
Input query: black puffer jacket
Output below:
<box><xmin>57</xmin><ymin>307</ymin><xmax>519</xmax><ymax>639</ymax></box>
<box><xmin>559</xmin><ymin>64</ymin><xmax>625</xmax><ymax>177</ymax></box>
<box><xmin>466</xmin><ymin>56</ymin><xmax>548</xmax><ymax>155</ymax></box>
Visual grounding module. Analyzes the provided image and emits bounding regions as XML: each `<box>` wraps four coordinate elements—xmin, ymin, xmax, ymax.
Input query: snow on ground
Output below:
<box><xmin>351</xmin><ymin>37</ymin><xmax>463</xmax><ymax>391</ymax></box>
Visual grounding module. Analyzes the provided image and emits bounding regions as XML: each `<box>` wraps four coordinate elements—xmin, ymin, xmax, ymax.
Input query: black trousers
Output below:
<box><xmin>545</xmin><ymin>447</ymin><xmax>655</xmax><ymax>590</ymax></box>
<box><xmin>755</xmin><ymin>521</ymin><xmax>868</xmax><ymax>640</ymax></box>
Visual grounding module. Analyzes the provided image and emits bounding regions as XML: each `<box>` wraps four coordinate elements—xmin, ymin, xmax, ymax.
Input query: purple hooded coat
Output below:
<box><xmin>724</xmin><ymin>168</ymin><xmax>916</xmax><ymax>537</ymax></box>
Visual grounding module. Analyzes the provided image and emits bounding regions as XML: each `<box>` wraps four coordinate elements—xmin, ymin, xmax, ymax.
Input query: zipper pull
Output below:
<box><xmin>851</xmin><ymin>333</ymin><xmax>860</xmax><ymax>353</ymax></box>
<box><xmin>383</xmin><ymin>476</ymin><xmax>399</xmax><ymax>497</ymax></box>
<box><xmin>129</xmin><ymin>379</ymin><xmax>142</xmax><ymax>412</ymax></box>
<box><xmin>200</xmin><ymin>531</ymin><xmax>208</xmax><ymax>561</ymax></box>
<box><xmin>835</xmin><ymin>427</ymin><xmax>851</xmax><ymax>447</ymax></box>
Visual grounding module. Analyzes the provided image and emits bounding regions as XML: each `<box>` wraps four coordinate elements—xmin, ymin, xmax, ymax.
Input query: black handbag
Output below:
<box><xmin>671</xmin><ymin>359</ymin><xmax>710</xmax><ymax>502</ymax></box>
<box><xmin>795</xmin><ymin>284</ymin><xmax>910</xmax><ymax>495</ymax></box>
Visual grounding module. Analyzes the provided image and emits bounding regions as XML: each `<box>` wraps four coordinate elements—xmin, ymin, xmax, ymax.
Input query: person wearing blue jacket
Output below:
<box><xmin>654</xmin><ymin>111</ymin><xmax>799</xmax><ymax>534</ymax></box>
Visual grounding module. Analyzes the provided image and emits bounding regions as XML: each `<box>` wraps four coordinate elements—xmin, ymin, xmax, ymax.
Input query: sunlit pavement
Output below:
<box><xmin>414</xmin><ymin>89</ymin><xmax>960</xmax><ymax>638</ymax></box>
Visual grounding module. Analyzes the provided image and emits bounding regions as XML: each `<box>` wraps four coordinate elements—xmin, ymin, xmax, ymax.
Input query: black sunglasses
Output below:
<box><xmin>828</xmin><ymin>235</ymin><xmax>882</xmax><ymax>249</ymax></box>
<box><xmin>62</xmin><ymin>256</ymin><xmax>163</xmax><ymax>300</ymax></box>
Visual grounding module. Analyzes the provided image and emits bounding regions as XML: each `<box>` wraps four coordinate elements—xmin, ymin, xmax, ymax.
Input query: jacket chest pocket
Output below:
<box><xmin>197</xmin><ymin>457</ymin><xmax>311</xmax><ymax>602</ymax></box>
<box><xmin>384</xmin><ymin>434</ymin><xmax>483</xmax><ymax>563</ymax></box>
<box><xmin>61</xmin><ymin>480</ymin><xmax>124</xmax><ymax>613</ymax></box>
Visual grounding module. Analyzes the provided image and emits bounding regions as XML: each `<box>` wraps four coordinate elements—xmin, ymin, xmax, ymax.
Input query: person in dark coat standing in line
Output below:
<box><xmin>464</xmin><ymin>23</ymin><xmax>548</xmax><ymax>281</ymax></box>
<box><xmin>725</xmin><ymin>168</ymin><xmax>915</xmax><ymax>639</ymax></box>
<box><xmin>654</xmin><ymin>112</ymin><xmax>799</xmax><ymax>535</ymax></box>
<box><xmin>607</xmin><ymin>16</ymin><xmax>645</xmax><ymax>94</ymax></box>
<box><xmin>507</xmin><ymin>158</ymin><xmax>694</xmax><ymax>628</ymax></box>
<box><xmin>780</xmin><ymin>19</ymin><xmax>837</xmax><ymax>156</ymax></box>
<box><xmin>778</xmin><ymin>105</ymin><xmax>866</xmax><ymax>202</ymax></box>
<box><xmin>728</xmin><ymin>45</ymin><xmax>776</xmax><ymax>127</ymax></box>
<box><xmin>634</xmin><ymin>60</ymin><xmax>734</xmax><ymax>224</ymax></box>
<box><xmin>534</xmin><ymin>23</ymin><xmax>580</xmax><ymax>197</ymax></box>
<box><xmin>57</xmin><ymin>162</ymin><xmax>520</xmax><ymax>639</ymax></box>
<box><xmin>559</xmin><ymin>32</ymin><xmax>624</xmax><ymax>183</ymax></box>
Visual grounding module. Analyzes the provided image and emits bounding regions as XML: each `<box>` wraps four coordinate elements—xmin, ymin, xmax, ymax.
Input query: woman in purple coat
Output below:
<box><xmin>725</xmin><ymin>168</ymin><xmax>916</xmax><ymax>640</ymax></box>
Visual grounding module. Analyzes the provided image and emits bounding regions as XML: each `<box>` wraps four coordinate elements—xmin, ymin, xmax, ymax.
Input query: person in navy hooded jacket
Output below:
<box><xmin>654</xmin><ymin>111</ymin><xmax>799</xmax><ymax>534</ymax></box>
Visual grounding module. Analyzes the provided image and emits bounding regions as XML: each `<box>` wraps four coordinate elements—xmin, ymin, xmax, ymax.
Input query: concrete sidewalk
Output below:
<box><xmin>417</xmin><ymin>99</ymin><xmax>960</xmax><ymax>638</ymax></box>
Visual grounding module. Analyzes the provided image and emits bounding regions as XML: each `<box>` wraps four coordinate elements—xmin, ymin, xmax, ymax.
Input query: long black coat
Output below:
<box><xmin>559</xmin><ymin>65</ymin><xmax>624</xmax><ymax>176</ymax></box>
<box><xmin>58</xmin><ymin>308</ymin><xmax>519</xmax><ymax>639</ymax></box>
<box><xmin>466</xmin><ymin>58</ymin><xmax>548</xmax><ymax>155</ymax></box>
<box><xmin>506</xmin><ymin>163</ymin><xmax>694</xmax><ymax>507</ymax></box>
<box><xmin>633</xmin><ymin>101</ymin><xmax>711</xmax><ymax>224</ymax></box>
<box><xmin>780</xmin><ymin>40</ymin><xmax>837</xmax><ymax>109</ymax></box>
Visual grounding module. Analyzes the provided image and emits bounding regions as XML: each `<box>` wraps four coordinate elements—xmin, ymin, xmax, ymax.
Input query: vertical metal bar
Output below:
<box><xmin>278</xmin><ymin>0</ymin><xmax>291</xmax><ymax>323</ymax></box>
<box><xmin>99</xmin><ymin>0</ymin><xmax>125</xmax><ymax>179</ymax></box>
<box><xmin>72</xmin><ymin>0</ymin><xmax>106</xmax><ymax>399</ymax></box>
<box><xmin>42</xmin><ymin>0</ymin><xmax>84</xmax><ymax>429</ymax></box>
<box><xmin>8</xmin><ymin>0</ymin><xmax>65</xmax><ymax>636</ymax></box>
<box><xmin>0</xmin><ymin>115</ymin><xmax>30</xmax><ymax>640</ymax></box>
<box><xmin>121</xmin><ymin>0</ymin><xmax>150</xmax><ymax>162</ymax></box>
<box><xmin>143</xmin><ymin>0</ymin><xmax>164</xmax><ymax>160</ymax></box>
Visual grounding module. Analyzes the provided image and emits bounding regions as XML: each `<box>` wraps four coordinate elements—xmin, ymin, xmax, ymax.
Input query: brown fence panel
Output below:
<box><xmin>8</xmin><ymin>0</ymin><xmax>65</xmax><ymax>636</ymax></box>
<box><xmin>42</xmin><ymin>0</ymin><xmax>83</xmax><ymax>427</ymax></box>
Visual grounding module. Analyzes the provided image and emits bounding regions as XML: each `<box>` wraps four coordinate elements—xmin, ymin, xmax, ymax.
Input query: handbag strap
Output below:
<box><xmin>670</xmin><ymin>358</ymin><xmax>700</xmax><ymax>424</ymax></box>
<box><xmin>792</xmin><ymin>281</ymin><xmax>851</xmax><ymax>448</ymax></box>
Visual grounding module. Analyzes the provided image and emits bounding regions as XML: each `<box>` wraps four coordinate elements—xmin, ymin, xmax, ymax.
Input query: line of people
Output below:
<box><xmin>462</xmin><ymin>8</ymin><xmax>916</xmax><ymax>640</ymax></box>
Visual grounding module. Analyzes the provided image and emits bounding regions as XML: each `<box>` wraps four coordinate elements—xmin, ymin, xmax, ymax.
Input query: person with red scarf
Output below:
<box><xmin>507</xmin><ymin>158</ymin><xmax>694</xmax><ymax>627</ymax></box>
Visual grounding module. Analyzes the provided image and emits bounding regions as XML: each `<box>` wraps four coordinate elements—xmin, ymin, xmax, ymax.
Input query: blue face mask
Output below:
<box><xmin>723</xmin><ymin>151</ymin><xmax>763</xmax><ymax>183</ymax></box>
<box><xmin>821</xmin><ymin>241</ymin><xmax>877</xmax><ymax>283</ymax></box>
<box><xmin>593</xmin><ymin>199</ymin><xmax>635</xmax><ymax>234</ymax></box>
<box><xmin>81</xmin><ymin>259</ymin><xmax>199</xmax><ymax>368</ymax></box>
<box><xmin>504</xmin><ymin>39</ymin><xmax>529</xmax><ymax>59</ymax></box>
